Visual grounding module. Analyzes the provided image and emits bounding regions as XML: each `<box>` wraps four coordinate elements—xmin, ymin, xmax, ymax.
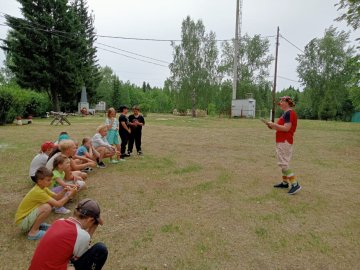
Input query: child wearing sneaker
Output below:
<box><xmin>119</xmin><ymin>105</ymin><xmax>131</xmax><ymax>160</ymax></box>
<box><xmin>15</xmin><ymin>167</ymin><xmax>77</xmax><ymax>240</ymax></box>
<box><xmin>92</xmin><ymin>125</ymin><xmax>117</xmax><ymax>168</ymax></box>
<box><xmin>128</xmin><ymin>106</ymin><xmax>145</xmax><ymax>156</ymax></box>
<box><xmin>266</xmin><ymin>96</ymin><xmax>301</xmax><ymax>195</ymax></box>
<box><xmin>51</xmin><ymin>155</ymin><xmax>85</xmax><ymax>214</ymax></box>
<box><xmin>105</xmin><ymin>108</ymin><xmax>121</xmax><ymax>163</ymax></box>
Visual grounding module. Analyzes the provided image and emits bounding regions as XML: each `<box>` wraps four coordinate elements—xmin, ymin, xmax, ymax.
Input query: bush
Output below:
<box><xmin>0</xmin><ymin>84</ymin><xmax>51</xmax><ymax>125</ymax></box>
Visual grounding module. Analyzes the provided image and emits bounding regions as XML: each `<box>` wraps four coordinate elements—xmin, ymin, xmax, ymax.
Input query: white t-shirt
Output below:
<box><xmin>46</xmin><ymin>152</ymin><xmax>61</xmax><ymax>171</ymax></box>
<box><xmin>29</xmin><ymin>153</ymin><xmax>49</xmax><ymax>177</ymax></box>
<box><xmin>92</xmin><ymin>133</ymin><xmax>112</xmax><ymax>149</ymax></box>
<box><xmin>105</xmin><ymin>117</ymin><xmax>119</xmax><ymax>130</ymax></box>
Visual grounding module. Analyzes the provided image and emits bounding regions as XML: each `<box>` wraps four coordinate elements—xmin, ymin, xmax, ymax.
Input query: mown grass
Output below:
<box><xmin>0</xmin><ymin>114</ymin><xmax>359</xmax><ymax>269</ymax></box>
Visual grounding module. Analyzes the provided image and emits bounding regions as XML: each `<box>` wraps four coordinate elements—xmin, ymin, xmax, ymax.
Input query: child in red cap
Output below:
<box><xmin>29</xmin><ymin>142</ymin><xmax>55</xmax><ymax>182</ymax></box>
<box><xmin>266</xmin><ymin>96</ymin><xmax>301</xmax><ymax>195</ymax></box>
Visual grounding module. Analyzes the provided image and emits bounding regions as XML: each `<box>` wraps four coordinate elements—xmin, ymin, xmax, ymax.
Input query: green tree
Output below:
<box><xmin>72</xmin><ymin>0</ymin><xmax>101</xmax><ymax>103</ymax></box>
<box><xmin>112</xmin><ymin>76</ymin><xmax>121</xmax><ymax>109</ymax></box>
<box><xmin>119</xmin><ymin>81</ymin><xmax>131</xmax><ymax>106</ymax></box>
<box><xmin>169</xmin><ymin>16</ymin><xmax>219</xmax><ymax>116</ymax></box>
<box><xmin>336</xmin><ymin>0</ymin><xmax>360</xmax><ymax>30</ymax></box>
<box><xmin>297</xmin><ymin>27</ymin><xmax>356</xmax><ymax>120</ymax></box>
<box><xmin>95</xmin><ymin>66</ymin><xmax>116</xmax><ymax>106</ymax></box>
<box><xmin>220</xmin><ymin>34</ymin><xmax>274</xmax><ymax>113</ymax></box>
<box><xmin>3</xmin><ymin>0</ymin><xmax>98</xmax><ymax>111</ymax></box>
<box><xmin>347</xmin><ymin>55</ymin><xmax>360</xmax><ymax>111</ymax></box>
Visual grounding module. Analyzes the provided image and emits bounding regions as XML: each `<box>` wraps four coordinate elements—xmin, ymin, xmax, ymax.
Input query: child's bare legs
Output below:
<box><xmin>72</xmin><ymin>171</ymin><xmax>87</xmax><ymax>180</ymax></box>
<box><xmin>116</xmin><ymin>144</ymin><xmax>121</xmax><ymax>160</ymax></box>
<box><xmin>95</xmin><ymin>146</ymin><xmax>106</xmax><ymax>163</ymax></box>
<box><xmin>28</xmin><ymin>204</ymin><xmax>51</xmax><ymax>237</ymax></box>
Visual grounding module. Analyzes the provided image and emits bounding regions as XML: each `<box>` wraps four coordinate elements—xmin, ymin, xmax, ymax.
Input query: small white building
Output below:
<box><xmin>95</xmin><ymin>101</ymin><xmax>106</xmax><ymax>111</ymax></box>
<box><xmin>231</xmin><ymin>98</ymin><xmax>256</xmax><ymax>118</ymax></box>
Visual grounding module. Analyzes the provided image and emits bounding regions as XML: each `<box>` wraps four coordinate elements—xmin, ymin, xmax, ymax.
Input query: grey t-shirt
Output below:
<box><xmin>29</xmin><ymin>153</ymin><xmax>48</xmax><ymax>177</ymax></box>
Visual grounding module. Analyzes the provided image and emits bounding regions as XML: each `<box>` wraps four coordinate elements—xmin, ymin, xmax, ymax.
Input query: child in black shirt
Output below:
<box><xmin>128</xmin><ymin>106</ymin><xmax>145</xmax><ymax>155</ymax></box>
<box><xmin>118</xmin><ymin>105</ymin><xmax>131</xmax><ymax>160</ymax></box>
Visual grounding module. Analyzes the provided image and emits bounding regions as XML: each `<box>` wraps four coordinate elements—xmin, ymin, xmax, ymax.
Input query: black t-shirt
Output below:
<box><xmin>119</xmin><ymin>114</ymin><xmax>129</xmax><ymax>133</ymax></box>
<box><xmin>128</xmin><ymin>114</ymin><xmax>145</xmax><ymax>131</ymax></box>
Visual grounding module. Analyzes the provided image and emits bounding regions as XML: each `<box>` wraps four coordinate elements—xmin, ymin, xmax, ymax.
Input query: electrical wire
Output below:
<box><xmin>96</xmin><ymin>46</ymin><xmax>168</xmax><ymax>68</ymax></box>
<box><xmin>95</xmin><ymin>42</ymin><xmax>170</xmax><ymax>64</ymax></box>
<box><xmin>279</xmin><ymin>34</ymin><xmax>304</xmax><ymax>53</ymax></box>
<box><xmin>277</xmin><ymin>75</ymin><xmax>300</xmax><ymax>83</ymax></box>
<box><xmin>0</xmin><ymin>21</ymin><xmax>171</xmax><ymax>67</ymax></box>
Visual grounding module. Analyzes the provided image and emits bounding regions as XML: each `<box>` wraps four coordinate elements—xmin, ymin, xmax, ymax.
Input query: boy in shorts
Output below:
<box><xmin>15</xmin><ymin>167</ymin><xmax>77</xmax><ymax>240</ymax></box>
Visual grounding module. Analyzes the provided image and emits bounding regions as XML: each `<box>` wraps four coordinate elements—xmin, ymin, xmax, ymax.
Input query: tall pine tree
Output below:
<box><xmin>4</xmin><ymin>0</ymin><xmax>99</xmax><ymax>111</ymax></box>
<box><xmin>72</xmin><ymin>0</ymin><xmax>100</xmax><ymax>104</ymax></box>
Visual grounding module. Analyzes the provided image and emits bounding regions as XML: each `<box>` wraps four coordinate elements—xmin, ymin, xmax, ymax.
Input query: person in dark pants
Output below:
<box><xmin>128</xmin><ymin>106</ymin><xmax>145</xmax><ymax>155</ymax></box>
<box><xmin>29</xmin><ymin>198</ymin><xmax>108</xmax><ymax>270</ymax></box>
<box><xmin>118</xmin><ymin>105</ymin><xmax>131</xmax><ymax>160</ymax></box>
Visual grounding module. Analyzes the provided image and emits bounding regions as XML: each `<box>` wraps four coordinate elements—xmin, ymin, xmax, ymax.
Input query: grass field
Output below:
<box><xmin>0</xmin><ymin>114</ymin><xmax>359</xmax><ymax>270</ymax></box>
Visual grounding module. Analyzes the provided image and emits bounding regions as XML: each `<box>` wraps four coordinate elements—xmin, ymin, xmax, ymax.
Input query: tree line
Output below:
<box><xmin>0</xmin><ymin>0</ymin><xmax>359</xmax><ymax>123</ymax></box>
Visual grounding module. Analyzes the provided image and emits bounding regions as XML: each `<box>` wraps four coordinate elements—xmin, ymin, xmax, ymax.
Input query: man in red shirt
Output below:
<box><xmin>267</xmin><ymin>96</ymin><xmax>301</xmax><ymax>195</ymax></box>
<box><xmin>29</xmin><ymin>199</ymin><xmax>108</xmax><ymax>270</ymax></box>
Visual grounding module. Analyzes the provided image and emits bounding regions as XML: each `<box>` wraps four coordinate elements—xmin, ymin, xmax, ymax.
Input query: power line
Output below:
<box><xmin>280</xmin><ymin>34</ymin><xmax>304</xmax><ymax>53</ymax></box>
<box><xmin>95</xmin><ymin>42</ymin><xmax>170</xmax><ymax>64</ymax></box>
<box><xmin>0</xmin><ymin>11</ymin><xmax>277</xmax><ymax>43</ymax></box>
<box><xmin>0</xmin><ymin>21</ymin><xmax>171</xmax><ymax>67</ymax></box>
<box><xmin>269</xmin><ymin>75</ymin><xmax>300</xmax><ymax>83</ymax></box>
<box><xmin>278</xmin><ymin>75</ymin><xmax>300</xmax><ymax>83</ymax></box>
<box><xmin>96</xmin><ymin>46</ymin><xmax>168</xmax><ymax>68</ymax></box>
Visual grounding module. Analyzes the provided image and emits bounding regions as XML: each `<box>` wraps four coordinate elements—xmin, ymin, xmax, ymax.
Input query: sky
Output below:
<box><xmin>0</xmin><ymin>0</ymin><xmax>358</xmax><ymax>91</ymax></box>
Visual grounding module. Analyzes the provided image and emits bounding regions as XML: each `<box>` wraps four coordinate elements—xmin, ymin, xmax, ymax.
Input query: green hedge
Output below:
<box><xmin>0</xmin><ymin>84</ymin><xmax>51</xmax><ymax>125</ymax></box>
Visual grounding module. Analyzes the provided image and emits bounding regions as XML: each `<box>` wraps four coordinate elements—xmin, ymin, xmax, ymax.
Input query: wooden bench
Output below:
<box><xmin>49</xmin><ymin>112</ymin><xmax>71</xmax><ymax>125</ymax></box>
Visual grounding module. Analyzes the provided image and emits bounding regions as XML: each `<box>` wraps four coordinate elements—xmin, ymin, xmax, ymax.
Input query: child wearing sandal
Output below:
<box><xmin>15</xmin><ymin>167</ymin><xmax>77</xmax><ymax>240</ymax></box>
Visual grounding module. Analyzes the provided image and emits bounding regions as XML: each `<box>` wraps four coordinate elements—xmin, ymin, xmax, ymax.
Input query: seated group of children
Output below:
<box><xmin>15</xmin><ymin>125</ymin><xmax>121</xmax><ymax>240</ymax></box>
<box><xmin>15</xmin><ymin>106</ymin><xmax>144</xmax><ymax>241</ymax></box>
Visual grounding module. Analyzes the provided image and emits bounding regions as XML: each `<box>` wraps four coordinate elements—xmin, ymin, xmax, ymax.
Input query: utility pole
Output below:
<box><xmin>231</xmin><ymin>0</ymin><xmax>243</xmax><ymax>117</ymax></box>
<box><xmin>271</xmin><ymin>27</ymin><xmax>280</xmax><ymax>122</ymax></box>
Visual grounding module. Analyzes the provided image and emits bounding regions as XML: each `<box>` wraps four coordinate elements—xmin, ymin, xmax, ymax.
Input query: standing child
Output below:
<box><xmin>105</xmin><ymin>108</ymin><xmax>121</xmax><ymax>163</ymax></box>
<box><xmin>128</xmin><ymin>106</ymin><xmax>145</xmax><ymax>155</ymax></box>
<box><xmin>118</xmin><ymin>105</ymin><xmax>131</xmax><ymax>160</ymax></box>
<box><xmin>15</xmin><ymin>167</ymin><xmax>77</xmax><ymax>240</ymax></box>
<box><xmin>29</xmin><ymin>141</ymin><xmax>55</xmax><ymax>182</ymax></box>
<box><xmin>266</xmin><ymin>96</ymin><xmax>301</xmax><ymax>195</ymax></box>
<box><xmin>51</xmin><ymin>155</ymin><xmax>85</xmax><ymax>214</ymax></box>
